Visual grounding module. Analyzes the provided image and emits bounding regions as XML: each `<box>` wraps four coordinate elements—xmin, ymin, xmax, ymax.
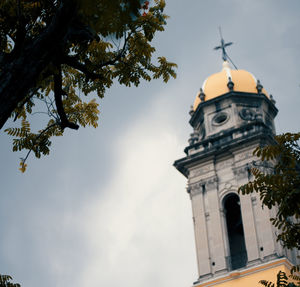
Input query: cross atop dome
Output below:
<box><xmin>214</xmin><ymin>27</ymin><xmax>233</xmax><ymax>61</ymax></box>
<box><xmin>214</xmin><ymin>27</ymin><xmax>237</xmax><ymax>69</ymax></box>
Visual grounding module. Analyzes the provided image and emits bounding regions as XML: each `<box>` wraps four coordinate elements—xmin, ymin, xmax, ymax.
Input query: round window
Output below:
<box><xmin>212</xmin><ymin>112</ymin><xmax>229</xmax><ymax>126</ymax></box>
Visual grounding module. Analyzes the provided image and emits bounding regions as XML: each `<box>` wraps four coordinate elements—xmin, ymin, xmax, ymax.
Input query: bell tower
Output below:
<box><xmin>174</xmin><ymin>57</ymin><xmax>299</xmax><ymax>286</ymax></box>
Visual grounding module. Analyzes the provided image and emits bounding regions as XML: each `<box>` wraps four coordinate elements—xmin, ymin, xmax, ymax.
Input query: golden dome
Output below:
<box><xmin>193</xmin><ymin>61</ymin><xmax>268</xmax><ymax>111</ymax></box>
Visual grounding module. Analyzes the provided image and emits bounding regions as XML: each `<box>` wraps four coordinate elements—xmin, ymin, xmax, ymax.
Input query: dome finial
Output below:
<box><xmin>256</xmin><ymin>79</ymin><xmax>263</xmax><ymax>94</ymax></box>
<box><xmin>214</xmin><ymin>27</ymin><xmax>238</xmax><ymax>69</ymax></box>
<box><xmin>199</xmin><ymin>88</ymin><xmax>205</xmax><ymax>102</ymax></box>
<box><xmin>270</xmin><ymin>94</ymin><xmax>276</xmax><ymax>104</ymax></box>
<box><xmin>189</xmin><ymin>105</ymin><xmax>194</xmax><ymax>116</ymax></box>
<box><xmin>227</xmin><ymin>77</ymin><xmax>234</xmax><ymax>91</ymax></box>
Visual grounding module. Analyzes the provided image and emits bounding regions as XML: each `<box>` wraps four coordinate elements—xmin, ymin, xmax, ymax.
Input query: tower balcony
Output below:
<box><xmin>185</xmin><ymin>121</ymin><xmax>274</xmax><ymax>157</ymax></box>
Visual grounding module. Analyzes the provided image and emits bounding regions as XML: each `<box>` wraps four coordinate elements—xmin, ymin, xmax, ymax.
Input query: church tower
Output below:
<box><xmin>174</xmin><ymin>48</ymin><xmax>299</xmax><ymax>286</ymax></box>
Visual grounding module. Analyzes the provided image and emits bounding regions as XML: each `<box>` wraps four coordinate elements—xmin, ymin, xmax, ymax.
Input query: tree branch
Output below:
<box><xmin>54</xmin><ymin>66</ymin><xmax>79</xmax><ymax>130</ymax></box>
<box><xmin>62</xmin><ymin>32</ymin><xmax>130</xmax><ymax>80</ymax></box>
<box><xmin>98</xmin><ymin>32</ymin><xmax>130</xmax><ymax>68</ymax></box>
<box><xmin>65</xmin><ymin>18</ymin><xmax>100</xmax><ymax>44</ymax></box>
<box><xmin>0</xmin><ymin>0</ymin><xmax>77</xmax><ymax>129</ymax></box>
<box><xmin>20</xmin><ymin>121</ymin><xmax>58</xmax><ymax>171</ymax></box>
<box><xmin>11</xmin><ymin>0</ymin><xmax>27</xmax><ymax>57</ymax></box>
<box><xmin>63</xmin><ymin>55</ymin><xmax>104</xmax><ymax>80</ymax></box>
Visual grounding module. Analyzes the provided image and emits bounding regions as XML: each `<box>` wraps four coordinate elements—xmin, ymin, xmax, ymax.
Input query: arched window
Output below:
<box><xmin>223</xmin><ymin>193</ymin><xmax>247</xmax><ymax>270</ymax></box>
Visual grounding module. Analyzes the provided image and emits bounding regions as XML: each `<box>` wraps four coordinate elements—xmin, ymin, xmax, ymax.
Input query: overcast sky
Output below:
<box><xmin>1</xmin><ymin>1</ymin><xmax>300</xmax><ymax>287</ymax></box>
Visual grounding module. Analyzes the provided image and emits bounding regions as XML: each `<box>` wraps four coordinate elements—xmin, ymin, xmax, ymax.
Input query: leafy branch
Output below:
<box><xmin>1</xmin><ymin>0</ymin><xmax>177</xmax><ymax>171</ymax></box>
<box><xmin>0</xmin><ymin>274</ymin><xmax>21</xmax><ymax>287</ymax></box>
<box><xmin>238</xmin><ymin>132</ymin><xmax>300</xmax><ymax>249</ymax></box>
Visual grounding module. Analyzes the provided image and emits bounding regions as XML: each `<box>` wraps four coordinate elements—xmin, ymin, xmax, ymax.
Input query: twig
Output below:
<box><xmin>20</xmin><ymin>122</ymin><xmax>58</xmax><ymax>168</ymax></box>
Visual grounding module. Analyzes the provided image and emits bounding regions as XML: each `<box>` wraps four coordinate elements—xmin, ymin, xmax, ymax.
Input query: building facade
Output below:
<box><xmin>174</xmin><ymin>61</ymin><xmax>299</xmax><ymax>287</ymax></box>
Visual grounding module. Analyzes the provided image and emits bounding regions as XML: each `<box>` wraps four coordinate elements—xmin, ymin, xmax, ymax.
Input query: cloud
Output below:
<box><xmin>78</xmin><ymin>89</ymin><xmax>196</xmax><ymax>287</ymax></box>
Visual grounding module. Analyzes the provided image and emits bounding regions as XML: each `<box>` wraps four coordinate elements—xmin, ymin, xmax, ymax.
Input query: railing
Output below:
<box><xmin>185</xmin><ymin>121</ymin><xmax>274</xmax><ymax>155</ymax></box>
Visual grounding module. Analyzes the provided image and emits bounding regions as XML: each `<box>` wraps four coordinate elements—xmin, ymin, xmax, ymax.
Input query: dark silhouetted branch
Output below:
<box><xmin>63</xmin><ymin>55</ymin><xmax>104</xmax><ymax>80</ymax></box>
<box><xmin>54</xmin><ymin>66</ymin><xmax>79</xmax><ymax>130</ymax></box>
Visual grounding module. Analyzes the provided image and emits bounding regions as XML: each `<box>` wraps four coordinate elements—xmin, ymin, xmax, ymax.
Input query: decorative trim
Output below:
<box><xmin>189</xmin><ymin>176</ymin><xmax>218</xmax><ymax>196</ymax></box>
<box><xmin>219</xmin><ymin>189</ymin><xmax>239</xmax><ymax>204</ymax></box>
<box><xmin>235</xmin><ymin>150</ymin><xmax>254</xmax><ymax>162</ymax></box>
<box><xmin>239</xmin><ymin>108</ymin><xmax>256</xmax><ymax>121</ymax></box>
<box><xmin>212</xmin><ymin>112</ymin><xmax>230</xmax><ymax>126</ymax></box>
<box><xmin>193</xmin><ymin>258</ymin><xmax>293</xmax><ymax>287</ymax></box>
<box><xmin>205</xmin><ymin>212</ymin><xmax>210</xmax><ymax>221</ymax></box>
<box><xmin>224</xmin><ymin>182</ymin><xmax>232</xmax><ymax>190</ymax></box>
<box><xmin>215</xmin><ymin>158</ymin><xmax>234</xmax><ymax>170</ymax></box>
<box><xmin>232</xmin><ymin>164</ymin><xmax>250</xmax><ymax>180</ymax></box>
<box><xmin>190</xmin><ymin>165</ymin><xmax>213</xmax><ymax>178</ymax></box>
<box><xmin>251</xmin><ymin>196</ymin><xmax>257</xmax><ymax>206</ymax></box>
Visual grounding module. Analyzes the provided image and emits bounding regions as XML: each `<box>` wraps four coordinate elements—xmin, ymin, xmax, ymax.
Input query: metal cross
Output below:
<box><xmin>214</xmin><ymin>27</ymin><xmax>233</xmax><ymax>62</ymax></box>
<box><xmin>214</xmin><ymin>27</ymin><xmax>237</xmax><ymax>69</ymax></box>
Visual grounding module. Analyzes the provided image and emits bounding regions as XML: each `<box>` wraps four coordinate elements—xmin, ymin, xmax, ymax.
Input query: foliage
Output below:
<box><xmin>259</xmin><ymin>270</ymin><xmax>300</xmax><ymax>287</ymax></box>
<box><xmin>0</xmin><ymin>0</ymin><xmax>177</xmax><ymax>172</ymax></box>
<box><xmin>0</xmin><ymin>275</ymin><xmax>21</xmax><ymax>287</ymax></box>
<box><xmin>238</xmin><ymin>132</ymin><xmax>300</xmax><ymax>250</ymax></box>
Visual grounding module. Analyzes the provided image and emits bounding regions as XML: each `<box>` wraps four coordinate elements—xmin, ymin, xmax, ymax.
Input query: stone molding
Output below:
<box><xmin>189</xmin><ymin>165</ymin><xmax>213</xmax><ymax>178</ymax></box>
<box><xmin>235</xmin><ymin>150</ymin><xmax>255</xmax><ymax>162</ymax></box>
<box><xmin>219</xmin><ymin>187</ymin><xmax>239</xmax><ymax>203</ymax></box>
<box><xmin>216</xmin><ymin>158</ymin><xmax>234</xmax><ymax>171</ymax></box>
<box><xmin>189</xmin><ymin>175</ymin><xmax>218</xmax><ymax>196</ymax></box>
<box><xmin>232</xmin><ymin>164</ymin><xmax>250</xmax><ymax>181</ymax></box>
